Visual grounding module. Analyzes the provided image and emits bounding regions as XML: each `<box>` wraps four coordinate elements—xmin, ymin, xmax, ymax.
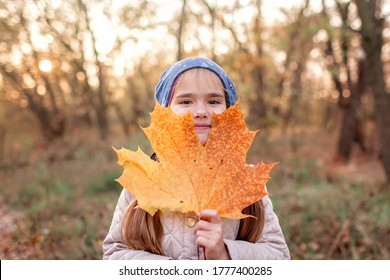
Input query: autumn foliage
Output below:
<box><xmin>115</xmin><ymin>102</ymin><xmax>276</xmax><ymax>219</ymax></box>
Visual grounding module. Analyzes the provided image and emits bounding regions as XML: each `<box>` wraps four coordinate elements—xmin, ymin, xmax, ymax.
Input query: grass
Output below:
<box><xmin>1</xmin><ymin>126</ymin><xmax>389</xmax><ymax>259</ymax></box>
<box><xmin>249</xmin><ymin>128</ymin><xmax>390</xmax><ymax>260</ymax></box>
<box><xmin>0</xmin><ymin>129</ymin><xmax>126</xmax><ymax>259</ymax></box>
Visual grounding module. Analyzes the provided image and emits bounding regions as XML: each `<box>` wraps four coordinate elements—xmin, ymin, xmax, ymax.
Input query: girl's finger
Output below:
<box><xmin>195</xmin><ymin>235</ymin><xmax>218</xmax><ymax>248</ymax></box>
<box><xmin>198</xmin><ymin>209</ymin><xmax>221</xmax><ymax>223</ymax></box>
<box><xmin>195</xmin><ymin>229</ymin><xmax>220</xmax><ymax>239</ymax></box>
<box><xmin>193</xmin><ymin>219</ymin><xmax>214</xmax><ymax>231</ymax></box>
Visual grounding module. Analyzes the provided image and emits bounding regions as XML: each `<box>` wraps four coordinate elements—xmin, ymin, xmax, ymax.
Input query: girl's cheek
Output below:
<box><xmin>177</xmin><ymin>108</ymin><xmax>191</xmax><ymax>116</ymax></box>
<box><xmin>212</xmin><ymin>105</ymin><xmax>227</xmax><ymax>115</ymax></box>
<box><xmin>170</xmin><ymin>105</ymin><xmax>189</xmax><ymax>116</ymax></box>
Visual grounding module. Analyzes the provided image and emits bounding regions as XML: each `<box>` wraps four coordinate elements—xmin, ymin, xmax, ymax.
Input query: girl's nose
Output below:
<box><xmin>191</xmin><ymin>103</ymin><xmax>209</xmax><ymax>118</ymax></box>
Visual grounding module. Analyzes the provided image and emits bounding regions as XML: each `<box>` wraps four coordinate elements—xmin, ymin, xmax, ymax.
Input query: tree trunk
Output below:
<box><xmin>0</xmin><ymin>123</ymin><xmax>5</xmax><ymax>165</ymax></box>
<box><xmin>355</xmin><ymin>0</ymin><xmax>390</xmax><ymax>184</ymax></box>
<box><xmin>336</xmin><ymin>58</ymin><xmax>367</xmax><ymax>161</ymax></box>
<box><xmin>337</xmin><ymin>97</ymin><xmax>359</xmax><ymax>161</ymax></box>
<box><xmin>248</xmin><ymin>65</ymin><xmax>267</xmax><ymax>127</ymax></box>
<box><xmin>322</xmin><ymin>0</ymin><xmax>367</xmax><ymax>162</ymax></box>
<box><xmin>283</xmin><ymin>60</ymin><xmax>304</xmax><ymax>131</ymax></box>
<box><xmin>217</xmin><ymin>5</ymin><xmax>267</xmax><ymax>127</ymax></box>
<box><xmin>177</xmin><ymin>0</ymin><xmax>187</xmax><ymax>61</ymax></box>
<box><xmin>0</xmin><ymin>66</ymin><xmax>66</xmax><ymax>142</ymax></box>
<box><xmin>201</xmin><ymin>0</ymin><xmax>217</xmax><ymax>61</ymax></box>
<box><xmin>274</xmin><ymin>0</ymin><xmax>310</xmax><ymax>116</ymax></box>
<box><xmin>247</xmin><ymin>0</ymin><xmax>268</xmax><ymax>128</ymax></box>
<box><xmin>79</xmin><ymin>0</ymin><xmax>109</xmax><ymax>139</ymax></box>
<box><xmin>112</xmin><ymin>102</ymin><xmax>130</xmax><ymax>136</ymax></box>
<box><xmin>24</xmin><ymin>90</ymin><xmax>66</xmax><ymax>141</ymax></box>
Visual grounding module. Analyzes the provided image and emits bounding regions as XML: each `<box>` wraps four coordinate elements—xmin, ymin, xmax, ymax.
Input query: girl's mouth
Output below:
<box><xmin>194</xmin><ymin>123</ymin><xmax>211</xmax><ymax>131</ymax></box>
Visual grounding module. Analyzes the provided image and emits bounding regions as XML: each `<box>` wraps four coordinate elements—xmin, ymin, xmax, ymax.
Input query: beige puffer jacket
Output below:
<box><xmin>102</xmin><ymin>189</ymin><xmax>290</xmax><ymax>260</ymax></box>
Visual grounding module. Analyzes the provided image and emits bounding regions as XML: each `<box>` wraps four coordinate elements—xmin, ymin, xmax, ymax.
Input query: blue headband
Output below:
<box><xmin>155</xmin><ymin>57</ymin><xmax>237</xmax><ymax>107</ymax></box>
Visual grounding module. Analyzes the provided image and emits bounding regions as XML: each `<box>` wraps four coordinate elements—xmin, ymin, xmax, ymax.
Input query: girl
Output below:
<box><xmin>103</xmin><ymin>57</ymin><xmax>290</xmax><ymax>260</ymax></box>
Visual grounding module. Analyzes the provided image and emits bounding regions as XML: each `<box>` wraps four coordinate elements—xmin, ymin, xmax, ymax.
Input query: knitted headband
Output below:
<box><xmin>155</xmin><ymin>57</ymin><xmax>237</xmax><ymax>107</ymax></box>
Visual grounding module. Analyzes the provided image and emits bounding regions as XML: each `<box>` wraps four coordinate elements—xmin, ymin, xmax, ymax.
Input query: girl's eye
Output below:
<box><xmin>209</xmin><ymin>100</ymin><xmax>221</xmax><ymax>105</ymax></box>
<box><xmin>179</xmin><ymin>100</ymin><xmax>192</xmax><ymax>105</ymax></box>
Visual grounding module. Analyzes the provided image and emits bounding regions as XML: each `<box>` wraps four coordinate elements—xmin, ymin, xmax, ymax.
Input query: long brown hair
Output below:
<box><xmin>121</xmin><ymin>198</ymin><xmax>265</xmax><ymax>254</ymax></box>
<box><xmin>121</xmin><ymin>199</ymin><xmax>165</xmax><ymax>255</ymax></box>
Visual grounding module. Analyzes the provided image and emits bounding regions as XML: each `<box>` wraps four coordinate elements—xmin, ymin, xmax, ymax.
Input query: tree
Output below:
<box><xmin>177</xmin><ymin>0</ymin><xmax>188</xmax><ymax>61</ymax></box>
<box><xmin>212</xmin><ymin>0</ymin><xmax>268</xmax><ymax>127</ymax></box>
<box><xmin>355</xmin><ymin>0</ymin><xmax>390</xmax><ymax>185</ymax></box>
<box><xmin>0</xmin><ymin>2</ymin><xmax>66</xmax><ymax>141</ymax></box>
<box><xmin>321</xmin><ymin>0</ymin><xmax>368</xmax><ymax>162</ymax></box>
<box><xmin>274</xmin><ymin>0</ymin><xmax>310</xmax><ymax>118</ymax></box>
<box><xmin>0</xmin><ymin>0</ymin><xmax>158</xmax><ymax>140</ymax></box>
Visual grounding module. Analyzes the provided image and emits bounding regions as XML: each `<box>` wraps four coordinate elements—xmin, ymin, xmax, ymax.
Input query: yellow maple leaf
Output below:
<box><xmin>115</xmin><ymin>101</ymin><xmax>276</xmax><ymax>219</ymax></box>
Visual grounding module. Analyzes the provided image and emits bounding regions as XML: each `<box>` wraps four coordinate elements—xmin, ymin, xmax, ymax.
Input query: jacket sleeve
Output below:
<box><xmin>102</xmin><ymin>189</ymin><xmax>172</xmax><ymax>260</ymax></box>
<box><xmin>224</xmin><ymin>195</ymin><xmax>290</xmax><ymax>260</ymax></box>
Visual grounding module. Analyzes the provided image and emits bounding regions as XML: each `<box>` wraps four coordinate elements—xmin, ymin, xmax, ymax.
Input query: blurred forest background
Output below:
<box><xmin>0</xmin><ymin>0</ymin><xmax>389</xmax><ymax>260</ymax></box>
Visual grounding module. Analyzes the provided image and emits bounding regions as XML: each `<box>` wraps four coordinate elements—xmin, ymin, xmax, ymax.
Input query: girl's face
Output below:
<box><xmin>170</xmin><ymin>69</ymin><xmax>227</xmax><ymax>145</ymax></box>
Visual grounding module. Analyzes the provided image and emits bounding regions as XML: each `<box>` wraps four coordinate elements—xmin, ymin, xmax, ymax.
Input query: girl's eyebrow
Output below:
<box><xmin>174</xmin><ymin>93</ymin><xmax>194</xmax><ymax>98</ymax></box>
<box><xmin>174</xmin><ymin>92</ymin><xmax>225</xmax><ymax>98</ymax></box>
<box><xmin>207</xmin><ymin>92</ymin><xmax>225</xmax><ymax>97</ymax></box>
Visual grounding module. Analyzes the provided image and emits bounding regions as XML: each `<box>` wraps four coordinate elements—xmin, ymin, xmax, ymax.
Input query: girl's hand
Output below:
<box><xmin>193</xmin><ymin>209</ymin><xmax>231</xmax><ymax>260</ymax></box>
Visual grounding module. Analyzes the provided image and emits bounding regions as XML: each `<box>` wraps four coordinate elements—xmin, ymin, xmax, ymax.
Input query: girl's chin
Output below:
<box><xmin>197</xmin><ymin>133</ymin><xmax>209</xmax><ymax>145</ymax></box>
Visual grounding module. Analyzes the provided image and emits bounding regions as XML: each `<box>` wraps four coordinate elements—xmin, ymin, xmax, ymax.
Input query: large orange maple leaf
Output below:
<box><xmin>115</xmin><ymin>101</ymin><xmax>276</xmax><ymax>219</ymax></box>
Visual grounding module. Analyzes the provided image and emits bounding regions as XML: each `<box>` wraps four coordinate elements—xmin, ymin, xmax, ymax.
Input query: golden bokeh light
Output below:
<box><xmin>38</xmin><ymin>59</ymin><xmax>53</xmax><ymax>73</ymax></box>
